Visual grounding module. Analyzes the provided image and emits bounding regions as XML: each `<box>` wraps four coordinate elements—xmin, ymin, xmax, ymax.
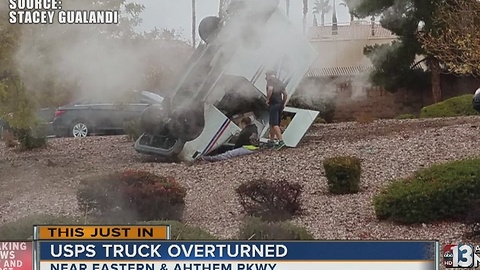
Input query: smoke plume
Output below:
<box><xmin>12</xmin><ymin>0</ymin><xmax>192</xmax><ymax>105</ymax></box>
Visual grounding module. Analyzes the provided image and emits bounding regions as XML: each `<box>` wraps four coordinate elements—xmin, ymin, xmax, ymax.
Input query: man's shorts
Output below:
<box><xmin>269</xmin><ymin>103</ymin><xmax>283</xmax><ymax>126</ymax></box>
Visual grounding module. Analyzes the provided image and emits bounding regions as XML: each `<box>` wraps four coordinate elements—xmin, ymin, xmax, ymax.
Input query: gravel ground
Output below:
<box><xmin>2</xmin><ymin>116</ymin><xmax>480</xmax><ymax>266</ymax></box>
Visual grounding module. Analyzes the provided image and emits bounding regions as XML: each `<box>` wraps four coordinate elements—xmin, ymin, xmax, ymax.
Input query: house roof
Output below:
<box><xmin>308</xmin><ymin>21</ymin><xmax>397</xmax><ymax>40</ymax></box>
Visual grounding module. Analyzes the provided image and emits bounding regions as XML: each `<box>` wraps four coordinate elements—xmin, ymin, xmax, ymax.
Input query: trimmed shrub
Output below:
<box><xmin>2</xmin><ymin>130</ymin><xmax>17</xmax><ymax>147</ymax></box>
<box><xmin>77</xmin><ymin>170</ymin><xmax>187</xmax><ymax>223</ymax></box>
<box><xmin>374</xmin><ymin>158</ymin><xmax>480</xmax><ymax>224</ymax></box>
<box><xmin>15</xmin><ymin>122</ymin><xmax>47</xmax><ymax>150</ymax></box>
<box><xmin>323</xmin><ymin>156</ymin><xmax>362</xmax><ymax>194</ymax></box>
<box><xmin>420</xmin><ymin>94</ymin><xmax>478</xmax><ymax>118</ymax></box>
<box><xmin>0</xmin><ymin>214</ymin><xmax>84</xmax><ymax>240</ymax></box>
<box><xmin>288</xmin><ymin>97</ymin><xmax>336</xmax><ymax>123</ymax></box>
<box><xmin>464</xmin><ymin>200</ymin><xmax>480</xmax><ymax>239</ymax></box>
<box><xmin>314</xmin><ymin>117</ymin><xmax>326</xmax><ymax>124</ymax></box>
<box><xmin>396</xmin><ymin>113</ymin><xmax>416</xmax><ymax>119</ymax></box>
<box><xmin>123</xmin><ymin>118</ymin><xmax>143</xmax><ymax>141</ymax></box>
<box><xmin>236</xmin><ymin>179</ymin><xmax>303</xmax><ymax>221</ymax></box>
<box><xmin>237</xmin><ymin>217</ymin><xmax>314</xmax><ymax>240</ymax></box>
<box><xmin>138</xmin><ymin>220</ymin><xmax>217</xmax><ymax>240</ymax></box>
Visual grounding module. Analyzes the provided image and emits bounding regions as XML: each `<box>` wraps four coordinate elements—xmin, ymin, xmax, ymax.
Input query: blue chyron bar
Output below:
<box><xmin>34</xmin><ymin>240</ymin><xmax>441</xmax><ymax>270</ymax></box>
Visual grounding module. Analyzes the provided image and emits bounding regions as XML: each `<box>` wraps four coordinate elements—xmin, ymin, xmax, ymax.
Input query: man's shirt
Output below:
<box><xmin>267</xmin><ymin>77</ymin><xmax>286</xmax><ymax>105</ymax></box>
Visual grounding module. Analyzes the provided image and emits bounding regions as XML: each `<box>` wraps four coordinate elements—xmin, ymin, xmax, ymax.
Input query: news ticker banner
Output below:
<box><xmin>30</xmin><ymin>225</ymin><xmax>439</xmax><ymax>270</ymax></box>
<box><xmin>10</xmin><ymin>225</ymin><xmax>480</xmax><ymax>270</ymax></box>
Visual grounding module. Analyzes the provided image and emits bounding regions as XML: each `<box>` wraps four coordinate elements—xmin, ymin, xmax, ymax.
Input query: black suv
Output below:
<box><xmin>52</xmin><ymin>90</ymin><xmax>163</xmax><ymax>137</ymax></box>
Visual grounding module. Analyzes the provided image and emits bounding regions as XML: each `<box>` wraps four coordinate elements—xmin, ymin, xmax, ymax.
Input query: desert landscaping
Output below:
<box><xmin>2</xmin><ymin>116</ymin><xmax>479</xmax><ymax>250</ymax></box>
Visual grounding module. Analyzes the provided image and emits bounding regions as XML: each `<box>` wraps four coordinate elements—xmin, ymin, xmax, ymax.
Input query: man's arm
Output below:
<box><xmin>281</xmin><ymin>89</ymin><xmax>288</xmax><ymax>107</ymax></box>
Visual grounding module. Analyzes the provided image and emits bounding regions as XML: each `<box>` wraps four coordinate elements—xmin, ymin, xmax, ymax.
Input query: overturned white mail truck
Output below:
<box><xmin>134</xmin><ymin>0</ymin><xmax>319</xmax><ymax>161</ymax></box>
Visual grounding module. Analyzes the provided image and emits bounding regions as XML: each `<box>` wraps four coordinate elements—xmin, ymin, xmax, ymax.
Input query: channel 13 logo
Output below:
<box><xmin>444</xmin><ymin>244</ymin><xmax>480</xmax><ymax>268</ymax></box>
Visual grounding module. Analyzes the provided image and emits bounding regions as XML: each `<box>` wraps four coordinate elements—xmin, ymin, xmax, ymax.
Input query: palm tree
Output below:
<box><xmin>285</xmin><ymin>0</ymin><xmax>290</xmax><ymax>17</ymax></box>
<box><xmin>191</xmin><ymin>0</ymin><xmax>196</xmax><ymax>48</ymax></box>
<box><xmin>313</xmin><ymin>0</ymin><xmax>332</xmax><ymax>26</ymax></box>
<box><xmin>302</xmin><ymin>0</ymin><xmax>308</xmax><ymax>35</ymax></box>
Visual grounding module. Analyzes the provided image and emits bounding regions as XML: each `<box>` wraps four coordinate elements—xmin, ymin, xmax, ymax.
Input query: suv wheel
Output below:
<box><xmin>71</xmin><ymin>121</ymin><xmax>89</xmax><ymax>138</ymax></box>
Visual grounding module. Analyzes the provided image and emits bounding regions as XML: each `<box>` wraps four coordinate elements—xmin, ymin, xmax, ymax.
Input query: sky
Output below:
<box><xmin>135</xmin><ymin>0</ymin><xmax>353</xmax><ymax>42</ymax></box>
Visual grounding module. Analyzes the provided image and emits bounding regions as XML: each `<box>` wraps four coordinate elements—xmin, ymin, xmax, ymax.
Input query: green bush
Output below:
<box><xmin>123</xmin><ymin>118</ymin><xmax>143</xmax><ymax>141</ymax></box>
<box><xmin>420</xmin><ymin>94</ymin><xmax>478</xmax><ymax>118</ymax></box>
<box><xmin>0</xmin><ymin>214</ymin><xmax>84</xmax><ymax>240</ymax></box>
<box><xmin>323</xmin><ymin>156</ymin><xmax>362</xmax><ymax>194</ymax></box>
<box><xmin>314</xmin><ymin>116</ymin><xmax>326</xmax><ymax>124</ymax></box>
<box><xmin>15</xmin><ymin>122</ymin><xmax>47</xmax><ymax>150</ymax></box>
<box><xmin>464</xmin><ymin>200</ymin><xmax>480</xmax><ymax>238</ymax></box>
<box><xmin>396</xmin><ymin>113</ymin><xmax>416</xmax><ymax>119</ymax></box>
<box><xmin>138</xmin><ymin>220</ymin><xmax>217</xmax><ymax>240</ymax></box>
<box><xmin>77</xmin><ymin>170</ymin><xmax>187</xmax><ymax>223</ymax></box>
<box><xmin>374</xmin><ymin>158</ymin><xmax>480</xmax><ymax>224</ymax></box>
<box><xmin>236</xmin><ymin>179</ymin><xmax>303</xmax><ymax>221</ymax></box>
<box><xmin>289</xmin><ymin>97</ymin><xmax>336</xmax><ymax>123</ymax></box>
<box><xmin>237</xmin><ymin>217</ymin><xmax>314</xmax><ymax>240</ymax></box>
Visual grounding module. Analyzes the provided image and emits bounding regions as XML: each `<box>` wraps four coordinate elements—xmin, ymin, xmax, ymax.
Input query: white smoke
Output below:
<box><xmin>13</xmin><ymin>0</ymin><xmax>192</xmax><ymax>105</ymax></box>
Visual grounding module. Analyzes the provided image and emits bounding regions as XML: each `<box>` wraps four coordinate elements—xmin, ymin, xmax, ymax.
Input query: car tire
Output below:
<box><xmin>70</xmin><ymin>120</ymin><xmax>90</xmax><ymax>138</ymax></box>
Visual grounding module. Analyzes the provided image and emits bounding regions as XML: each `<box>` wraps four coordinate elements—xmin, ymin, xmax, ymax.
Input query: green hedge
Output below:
<box><xmin>323</xmin><ymin>156</ymin><xmax>362</xmax><ymax>194</ymax></box>
<box><xmin>420</xmin><ymin>94</ymin><xmax>478</xmax><ymax>118</ymax></box>
<box><xmin>374</xmin><ymin>158</ymin><xmax>480</xmax><ymax>224</ymax></box>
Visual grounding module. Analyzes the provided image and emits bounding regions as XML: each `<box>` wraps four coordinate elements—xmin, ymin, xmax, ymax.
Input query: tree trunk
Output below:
<box><xmin>303</xmin><ymin>0</ymin><xmax>308</xmax><ymax>35</ymax></box>
<box><xmin>321</xmin><ymin>13</ymin><xmax>325</xmax><ymax>26</ymax></box>
<box><xmin>430</xmin><ymin>59</ymin><xmax>442</xmax><ymax>103</ymax></box>
<box><xmin>218</xmin><ymin>0</ymin><xmax>224</xmax><ymax>18</ymax></box>
<box><xmin>192</xmin><ymin>0</ymin><xmax>196</xmax><ymax>48</ymax></box>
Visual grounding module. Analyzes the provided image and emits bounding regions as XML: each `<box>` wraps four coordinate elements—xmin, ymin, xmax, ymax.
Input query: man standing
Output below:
<box><xmin>265</xmin><ymin>70</ymin><xmax>287</xmax><ymax>149</ymax></box>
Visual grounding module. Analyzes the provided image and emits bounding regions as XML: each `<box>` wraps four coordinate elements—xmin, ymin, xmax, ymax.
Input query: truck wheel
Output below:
<box><xmin>199</xmin><ymin>16</ymin><xmax>221</xmax><ymax>44</ymax></box>
<box><xmin>169</xmin><ymin>107</ymin><xmax>205</xmax><ymax>141</ymax></box>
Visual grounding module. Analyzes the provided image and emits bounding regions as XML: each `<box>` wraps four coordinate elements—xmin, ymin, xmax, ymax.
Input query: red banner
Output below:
<box><xmin>0</xmin><ymin>241</ymin><xmax>32</xmax><ymax>270</ymax></box>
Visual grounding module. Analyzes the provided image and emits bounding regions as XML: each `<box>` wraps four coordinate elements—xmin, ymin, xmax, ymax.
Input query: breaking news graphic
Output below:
<box><xmin>30</xmin><ymin>226</ymin><xmax>439</xmax><ymax>270</ymax></box>
<box><xmin>0</xmin><ymin>241</ymin><xmax>32</xmax><ymax>270</ymax></box>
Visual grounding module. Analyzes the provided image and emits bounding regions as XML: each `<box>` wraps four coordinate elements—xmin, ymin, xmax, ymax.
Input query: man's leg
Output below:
<box><xmin>270</xmin><ymin>104</ymin><xmax>283</xmax><ymax>143</ymax></box>
<box><xmin>273</xmin><ymin>126</ymin><xmax>283</xmax><ymax>141</ymax></box>
<box><xmin>274</xmin><ymin>107</ymin><xmax>285</xmax><ymax>149</ymax></box>
<box><xmin>268</xmin><ymin>126</ymin><xmax>275</xmax><ymax>141</ymax></box>
<box><xmin>202</xmin><ymin>147</ymin><xmax>255</xmax><ymax>162</ymax></box>
<box><xmin>267</xmin><ymin>105</ymin><xmax>278</xmax><ymax>148</ymax></box>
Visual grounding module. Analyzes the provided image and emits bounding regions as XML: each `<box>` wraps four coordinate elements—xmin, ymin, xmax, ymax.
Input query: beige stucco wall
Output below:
<box><xmin>309</xmin><ymin>37</ymin><xmax>398</xmax><ymax>68</ymax></box>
